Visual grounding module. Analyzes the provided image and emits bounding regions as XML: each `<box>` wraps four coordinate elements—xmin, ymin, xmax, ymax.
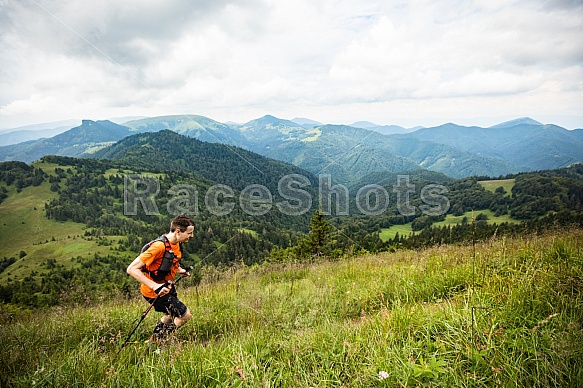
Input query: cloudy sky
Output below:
<box><xmin>1</xmin><ymin>0</ymin><xmax>582</xmax><ymax>130</ymax></box>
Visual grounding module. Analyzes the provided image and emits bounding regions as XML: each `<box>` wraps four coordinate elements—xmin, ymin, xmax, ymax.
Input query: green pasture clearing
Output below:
<box><xmin>103</xmin><ymin>167</ymin><xmax>134</xmax><ymax>177</ymax></box>
<box><xmin>478</xmin><ymin>178</ymin><xmax>515</xmax><ymax>196</ymax></box>
<box><xmin>0</xmin><ymin>178</ymin><xmax>132</xmax><ymax>281</ymax></box>
<box><xmin>380</xmin><ymin>210</ymin><xmax>520</xmax><ymax>241</ymax></box>
<box><xmin>433</xmin><ymin>209</ymin><xmax>519</xmax><ymax>227</ymax></box>
<box><xmin>238</xmin><ymin>228</ymin><xmax>258</xmax><ymax>237</ymax></box>
<box><xmin>0</xmin><ymin>235</ymin><xmax>132</xmax><ymax>282</ymax></box>
<box><xmin>33</xmin><ymin>161</ymin><xmax>66</xmax><ymax>175</ymax></box>
<box><xmin>379</xmin><ymin>223</ymin><xmax>413</xmax><ymax>240</ymax></box>
<box><xmin>0</xmin><ymin>180</ymin><xmax>81</xmax><ymax>256</ymax></box>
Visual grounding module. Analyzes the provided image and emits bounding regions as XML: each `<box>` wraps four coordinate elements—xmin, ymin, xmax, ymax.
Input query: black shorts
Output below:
<box><xmin>144</xmin><ymin>288</ymin><xmax>188</xmax><ymax>318</ymax></box>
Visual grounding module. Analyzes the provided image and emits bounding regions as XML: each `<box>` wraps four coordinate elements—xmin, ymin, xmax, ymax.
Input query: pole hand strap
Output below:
<box><xmin>154</xmin><ymin>280</ymin><xmax>173</xmax><ymax>295</ymax></box>
<box><xmin>152</xmin><ymin>265</ymin><xmax>192</xmax><ymax>294</ymax></box>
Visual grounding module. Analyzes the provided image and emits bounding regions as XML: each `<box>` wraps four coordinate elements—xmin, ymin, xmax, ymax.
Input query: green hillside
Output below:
<box><xmin>379</xmin><ymin>210</ymin><xmax>519</xmax><ymax>241</ymax></box>
<box><xmin>122</xmin><ymin>114</ymin><xmax>249</xmax><ymax>145</ymax></box>
<box><xmin>2</xmin><ymin>230</ymin><xmax>582</xmax><ymax>386</ymax></box>
<box><xmin>0</xmin><ymin>161</ymin><xmax>134</xmax><ymax>282</ymax></box>
<box><xmin>1</xmin><ymin>140</ymin><xmax>583</xmax><ymax>310</ymax></box>
<box><xmin>120</xmin><ymin>115</ymin><xmax>524</xmax><ymax>183</ymax></box>
<box><xmin>351</xmin><ymin>169</ymin><xmax>453</xmax><ymax>190</ymax></box>
<box><xmin>92</xmin><ymin>129</ymin><xmax>318</xmax><ymax>193</ymax></box>
<box><xmin>0</xmin><ymin>135</ymin><xmax>324</xmax><ymax>304</ymax></box>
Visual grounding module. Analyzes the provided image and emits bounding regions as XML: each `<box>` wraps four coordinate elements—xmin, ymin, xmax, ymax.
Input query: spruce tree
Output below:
<box><xmin>303</xmin><ymin>210</ymin><xmax>334</xmax><ymax>258</ymax></box>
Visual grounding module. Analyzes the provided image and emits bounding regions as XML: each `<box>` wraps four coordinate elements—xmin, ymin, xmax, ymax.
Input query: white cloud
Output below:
<box><xmin>0</xmin><ymin>0</ymin><xmax>582</xmax><ymax>129</ymax></box>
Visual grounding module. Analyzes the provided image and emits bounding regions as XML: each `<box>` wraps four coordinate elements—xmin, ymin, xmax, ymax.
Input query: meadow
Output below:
<box><xmin>1</xmin><ymin>229</ymin><xmax>582</xmax><ymax>387</ymax></box>
<box><xmin>477</xmin><ymin>179</ymin><xmax>515</xmax><ymax>196</ymax></box>
<box><xmin>0</xmin><ymin>163</ymin><xmax>135</xmax><ymax>282</ymax></box>
<box><xmin>379</xmin><ymin>210</ymin><xmax>519</xmax><ymax>241</ymax></box>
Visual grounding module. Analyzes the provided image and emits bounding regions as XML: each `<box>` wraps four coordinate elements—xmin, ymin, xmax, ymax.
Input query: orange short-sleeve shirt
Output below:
<box><xmin>138</xmin><ymin>237</ymin><xmax>182</xmax><ymax>298</ymax></box>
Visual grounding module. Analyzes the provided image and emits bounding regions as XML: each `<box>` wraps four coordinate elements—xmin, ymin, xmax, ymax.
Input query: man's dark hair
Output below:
<box><xmin>170</xmin><ymin>215</ymin><xmax>195</xmax><ymax>232</ymax></box>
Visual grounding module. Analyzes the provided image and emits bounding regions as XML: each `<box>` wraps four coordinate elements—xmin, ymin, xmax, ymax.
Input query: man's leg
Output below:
<box><xmin>174</xmin><ymin>308</ymin><xmax>192</xmax><ymax>327</ymax></box>
<box><xmin>149</xmin><ymin>295</ymin><xmax>191</xmax><ymax>344</ymax></box>
<box><xmin>150</xmin><ymin>315</ymin><xmax>174</xmax><ymax>344</ymax></box>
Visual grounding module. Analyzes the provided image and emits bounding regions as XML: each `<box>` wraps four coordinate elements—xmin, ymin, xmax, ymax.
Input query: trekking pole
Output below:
<box><xmin>118</xmin><ymin>267</ymin><xmax>193</xmax><ymax>352</ymax></box>
<box><xmin>118</xmin><ymin>281</ymin><xmax>170</xmax><ymax>352</ymax></box>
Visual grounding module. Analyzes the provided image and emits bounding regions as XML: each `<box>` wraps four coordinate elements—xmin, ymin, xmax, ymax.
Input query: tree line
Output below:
<box><xmin>1</xmin><ymin>155</ymin><xmax>582</xmax><ymax>308</ymax></box>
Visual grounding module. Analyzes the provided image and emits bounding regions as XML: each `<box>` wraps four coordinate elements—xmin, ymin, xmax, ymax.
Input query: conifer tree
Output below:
<box><xmin>303</xmin><ymin>209</ymin><xmax>334</xmax><ymax>258</ymax></box>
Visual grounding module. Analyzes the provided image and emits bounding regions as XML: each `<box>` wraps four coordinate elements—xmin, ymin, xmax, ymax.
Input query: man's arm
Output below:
<box><xmin>126</xmin><ymin>257</ymin><xmax>170</xmax><ymax>295</ymax></box>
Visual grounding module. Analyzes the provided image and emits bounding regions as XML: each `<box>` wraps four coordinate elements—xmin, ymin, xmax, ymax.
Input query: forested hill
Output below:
<box><xmin>0</xmin><ymin>152</ymin><xmax>582</xmax><ymax>309</ymax></box>
<box><xmin>0</xmin><ymin>149</ymin><xmax>323</xmax><ymax>308</ymax></box>
<box><xmin>3</xmin><ymin>115</ymin><xmax>583</xmax><ymax>184</ymax></box>
<box><xmin>92</xmin><ymin>129</ymin><xmax>317</xmax><ymax>192</ymax></box>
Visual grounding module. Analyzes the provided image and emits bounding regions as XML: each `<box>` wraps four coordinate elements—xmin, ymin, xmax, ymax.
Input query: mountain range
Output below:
<box><xmin>1</xmin><ymin>114</ymin><xmax>582</xmax><ymax>185</ymax></box>
<box><xmin>407</xmin><ymin>119</ymin><xmax>583</xmax><ymax>171</ymax></box>
<box><xmin>0</xmin><ymin>119</ymin><xmax>81</xmax><ymax>146</ymax></box>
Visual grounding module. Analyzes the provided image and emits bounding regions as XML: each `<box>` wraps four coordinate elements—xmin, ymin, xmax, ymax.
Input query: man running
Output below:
<box><xmin>126</xmin><ymin>215</ymin><xmax>195</xmax><ymax>344</ymax></box>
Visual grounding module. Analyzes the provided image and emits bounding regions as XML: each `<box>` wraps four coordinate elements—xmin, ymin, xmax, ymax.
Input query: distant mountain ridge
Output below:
<box><xmin>218</xmin><ymin>118</ymin><xmax>525</xmax><ymax>181</ymax></box>
<box><xmin>489</xmin><ymin>117</ymin><xmax>542</xmax><ymax>128</ymax></box>
<box><xmin>123</xmin><ymin>114</ymin><xmax>248</xmax><ymax>145</ymax></box>
<box><xmin>0</xmin><ymin>125</ymin><xmax>73</xmax><ymax>146</ymax></box>
<box><xmin>0</xmin><ymin>120</ymin><xmax>132</xmax><ymax>162</ymax></box>
<box><xmin>291</xmin><ymin>117</ymin><xmax>323</xmax><ymax>128</ymax></box>
<box><xmin>350</xmin><ymin>121</ymin><xmax>417</xmax><ymax>135</ymax></box>
<box><xmin>0</xmin><ymin>119</ymin><xmax>81</xmax><ymax>146</ymax></box>
<box><xmin>406</xmin><ymin>121</ymin><xmax>583</xmax><ymax>171</ymax></box>
<box><xmin>0</xmin><ymin>119</ymin><xmax>81</xmax><ymax>134</ymax></box>
<box><xmin>1</xmin><ymin>114</ymin><xmax>582</xmax><ymax>185</ymax></box>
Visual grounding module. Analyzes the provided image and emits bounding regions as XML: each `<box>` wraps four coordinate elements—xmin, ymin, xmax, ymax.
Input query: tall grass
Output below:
<box><xmin>2</xmin><ymin>230</ymin><xmax>582</xmax><ymax>387</ymax></box>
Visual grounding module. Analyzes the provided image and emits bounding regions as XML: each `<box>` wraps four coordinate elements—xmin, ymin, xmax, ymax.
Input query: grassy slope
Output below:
<box><xmin>2</xmin><ymin>230</ymin><xmax>582</xmax><ymax>387</ymax></box>
<box><xmin>379</xmin><ymin>223</ymin><xmax>413</xmax><ymax>241</ymax></box>
<box><xmin>238</xmin><ymin>228</ymin><xmax>259</xmax><ymax>237</ymax></box>
<box><xmin>0</xmin><ymin>162</ymin><xmax>133</xmax><ymax>282</ymax></box>
<box><xmin>432</xmin><ymin>210</ymin><xmax>519</xmax><ymax>227</ymax></box>
<box><xmin>478</xmin><ymin>179</ymin><xmax>515</xmax><ymax>196</ymax></box>
<box><xmin>379</xmin><ymin>210</ymin><xmax>519</xmax><ymax>241</ymax></box>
